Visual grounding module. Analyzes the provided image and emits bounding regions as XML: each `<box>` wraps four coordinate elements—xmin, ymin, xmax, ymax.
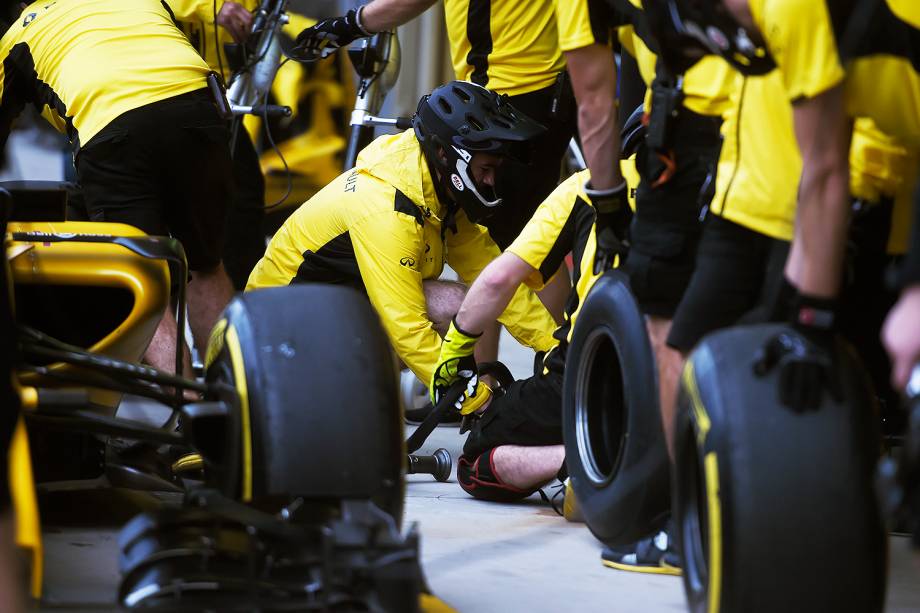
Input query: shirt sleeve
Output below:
<box><xmin>506</xmin><ymin>172</ymin><xmax>586</xmax><ymax>290</ymax></box>
<box><xmin>446</xmin><ymin>215</ymin><xmax>559</xmax><ymax>353</ymax></box>
<box><xmin>349</xmin><ymin>208</ymin><xmax>443</xmax><ymax>385</ymax></box>
<box><xmin>555</xmin><ymin>0</ymin><xmax>613</xmax><ymax>52</ymax></box>
<box><xmin>756</xmin><ymin>0</ymin><xmax>845</xmax><ymax>101</ymax></box>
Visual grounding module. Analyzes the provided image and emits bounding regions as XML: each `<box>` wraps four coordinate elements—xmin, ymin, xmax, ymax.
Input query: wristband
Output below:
<box><xmin>353</xmin><ymin>6</ymin><xmax>373</xmax><ymax>36</ymax></box>
<box><xmin>444</xmin><ymin>318</ymin><xmax>481</xmax><ymax>352</ymax></box>
<box><xmin>791</xmin><ymin>291</ymin><xmax>837</xmax><ymax>331</ymax></box>
<box><xmin>584</xmin><ymin>180</ymin><xmax>628</xmax><ymax>214</ymax></box>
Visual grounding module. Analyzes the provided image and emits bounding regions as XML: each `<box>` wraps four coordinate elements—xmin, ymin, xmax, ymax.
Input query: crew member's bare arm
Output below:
<box><xmin>785</xmin><ymin>85</ymin><xmax>852</xmax><ymax>297</ymax></box>
<box><xmin>455</xmin><ymin>252</ymin><xmax>538</xmax><ymax>335</ymax></box>
<box><xmin>565</xmin><ymin>43</ymin><xmax>622</xmax><ymax>190</ymax></box>
<box><xmin>360</xmin><ymin>0</ymin><xmax>438</xmax><ymax>33</ymax></box>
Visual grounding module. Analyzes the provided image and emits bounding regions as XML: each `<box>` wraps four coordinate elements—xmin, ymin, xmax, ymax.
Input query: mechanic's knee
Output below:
<box><xmin>423</xmin><ymin>279</ymin><xmax>468</xmax><ymax>336</ymax></box>
<box><xmin>457</xmin><ymin>449</ymin><xmax>539</xmax><ymax>503</ymax></box>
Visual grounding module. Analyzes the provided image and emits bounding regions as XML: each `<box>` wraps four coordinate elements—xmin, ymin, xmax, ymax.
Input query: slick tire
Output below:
<box><xmin>205</xmin><ymin>284</ymin><xmax>404</xmax><ymax>524</ymax></box>
<box><xmin>675</xmin><ymin>324</ymin><xmax>885</xmax><ymax>613</ymax></box>
<box><xmin>563</xmin><ymin>269</ymin><xmax>670</xmax><ymax>547</ymax></box>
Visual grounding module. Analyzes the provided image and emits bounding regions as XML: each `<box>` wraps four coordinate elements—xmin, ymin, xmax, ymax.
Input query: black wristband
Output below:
<box><xmin>451</xmin><ymin>316</ymin><xmax>482</xmax><ymax>339</ymax></box>
<box><xmin>584</xmin><ymin>180</ymin><xmax>628</xmax><ymax>214</ymax></box>
<box><xmin>791</xmin><ymin>290</ymin><xmax>837</xmax><ymax>331</ymax></box>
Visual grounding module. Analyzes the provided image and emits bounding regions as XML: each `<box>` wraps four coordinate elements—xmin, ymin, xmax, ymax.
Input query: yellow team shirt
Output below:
<box><xmin>247</xmin><ymin>130</ymin><xmax>557</xmax><ymax>384</ymax></box>
<box><xmin>710</xmin><ymin>70</ymin><xmax>799</xmax><ymax>241</ymax></box>
<box><xmin>750</xmin><ymin>0</ymin><xmax>920</xmax><ymax>148</ymax></box>
<box><xmin>0</xmin><ymin>0</ymin><xmax>210</xmax><ymax>150</ymax></box>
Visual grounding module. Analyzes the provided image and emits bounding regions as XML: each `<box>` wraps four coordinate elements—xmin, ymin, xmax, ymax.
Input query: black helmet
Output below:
<box><xmin>645</xmin><ymin>0</ymin><xmax>776</xmax><ymax>76</ymax></box>
<box><xmin>412</xmin><ymin>81</ymin><xmax>546</xmax><ymax>223</ymax></box>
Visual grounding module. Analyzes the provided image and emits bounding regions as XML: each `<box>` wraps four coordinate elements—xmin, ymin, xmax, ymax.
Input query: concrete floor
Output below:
<box><xmin>33</xmin><ymin>331</ymin><xmax>920</xmax><ymax>611</ymax></box>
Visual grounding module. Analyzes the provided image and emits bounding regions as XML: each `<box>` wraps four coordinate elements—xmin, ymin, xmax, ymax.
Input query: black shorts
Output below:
<box><xmin>484</xmin><ymin>77</ymin><xmax>577</xmax><ymax>250</ymax></box>
<box><xmin>667</xmin><ymin>214</ymin><xmax>789</xmax><ymax>353</ymax></box>
<box><xmin>624</xmin><ymin>109</ymin><xmax>723</xmax><ymax>318</ymax></box>
<box><xmin>75</xmin><ymin>89</ymin><xmax>234</xmax><ymax>271</ymax></box>
<box><xmin>462</xmin><ymin>370</ymin><xmax>564</xmax><ymax>459</ymax></box>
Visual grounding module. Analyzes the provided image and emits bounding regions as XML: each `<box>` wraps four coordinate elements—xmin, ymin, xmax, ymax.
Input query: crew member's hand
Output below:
<box><xmin>585</xmin><ymin>181</ymin><xmax>631</xmax><ymax>274</ymax></box>
<box><xmin>294</xmin><ymin>8</ymin><xmax>371</xmax><ymax>60</ymax></box>
<box><xmin>430</xmin><ymin>319</ymin><xmax>492</xmax><ymax>415</ymax></box>
<box><xmin>217</xmin><ymin>1</ymin><xmax>254</xmax><ymax>44</ymax></box>
<box><xmin>883</xmin><ymin>284</ymin><xmax>920</xmax><ymax>389</ymax></box>
<box><xmin>753</xmin><ymin>283</ymin><xmax>842</xmax><ymax>411</ymax></box>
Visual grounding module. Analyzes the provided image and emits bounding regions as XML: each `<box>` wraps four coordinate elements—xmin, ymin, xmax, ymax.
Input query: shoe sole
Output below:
<box><xmin>601</xmin><ymin>558</ymin><xmax>682</xmax><ymax>576</ymax></box>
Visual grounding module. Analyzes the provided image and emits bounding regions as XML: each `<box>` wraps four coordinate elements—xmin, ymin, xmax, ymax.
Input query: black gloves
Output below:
<box><xmin>753</xmin><ymin>280</ymin><xmax>842</xmax><ymax>411</ymax></box>
<box><xmin>585</xmin><ymin>180</ymin><xmax>631</xmax><ymax>275</ymax></box>
<box><xmin>294</xmin><ymin>8</ymin><xmax>371</xmax><ymax>60</ymax></box>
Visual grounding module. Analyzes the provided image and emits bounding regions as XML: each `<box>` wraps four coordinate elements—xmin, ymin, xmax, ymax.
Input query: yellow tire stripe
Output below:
<box><xmin>204</xmin><ymin>318</ymin><xmax>228</xmax><ymax>370</ymax></box>
<box><xmin>225</xmin><ymin>325</ymin><xmax>253</xmax><ymax>502</ymax></box>
<box><xmin>683</xmin><ymin>358</ymin><xmax>723</xmax><ymax>613</ymax></box>
<box><xmin>704</xmin><ymin>452</ymin><xmax>723</xmax><ymax>613</ymax></box>
<box><xmin>681</xmin><ymin>360</ymin><xmax>711</xmax><ymax>444</ymax></box>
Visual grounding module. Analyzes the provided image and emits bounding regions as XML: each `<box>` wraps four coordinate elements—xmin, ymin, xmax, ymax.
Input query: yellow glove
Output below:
<box><xmin>430</xmin><ymin>319</ymin><xmax>492</xmax><ymax>415</ymax></box>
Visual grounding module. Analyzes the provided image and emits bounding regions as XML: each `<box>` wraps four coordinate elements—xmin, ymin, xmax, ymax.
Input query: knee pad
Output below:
<box><xmin>457</xmin><ymin>449</ymin><xmax>538</xmax><ymax>503</ymax></box>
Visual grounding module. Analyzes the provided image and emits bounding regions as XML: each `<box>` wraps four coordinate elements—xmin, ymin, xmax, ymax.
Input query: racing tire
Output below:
<box><xmin>205</xmin><ymin>284</ymin><xmax>404</xmax><ymax>524</ymax></box>
<box><xmin>562</xmin><ymin>269</ymin><xmax>670</xmax><ymax>547</ymax></box>
<box><xmin>675</xmin><ymin>324</ymin><xmax>886</xmax><ymax>612</ymax></box>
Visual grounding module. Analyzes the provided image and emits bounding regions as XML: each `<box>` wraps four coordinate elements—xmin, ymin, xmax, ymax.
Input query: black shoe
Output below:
<box><xmin>601</xmin><ymin>530</ymin><xmax>681</xmax><ymax>576</ymax></box>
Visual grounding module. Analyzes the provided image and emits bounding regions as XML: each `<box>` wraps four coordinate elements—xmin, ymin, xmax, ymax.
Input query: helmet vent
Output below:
<box><xmin>438</xmin><ymin>98</ymin><xmax>454</xmax><ymax>114</ymax></box>
<box><xmin>454</xmin><ymin>86</ymin><xmax>473</xmax><ymax>102</ymax></box>
<box><xmin>466</xmin><ymin>115</ymin><xmax>485</xmax><ymax>132</ymax></box>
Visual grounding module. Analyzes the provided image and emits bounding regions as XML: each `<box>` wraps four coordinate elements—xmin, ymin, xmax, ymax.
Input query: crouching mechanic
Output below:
<box><xmin>246</xmin><ymin>81</ymin><xmax>558</xmax><ymax>400</ymax></box>
<box><xmin>430</xmin><ymin>167</ymin><xmax>630</xmax><ymax>501</ymax></box>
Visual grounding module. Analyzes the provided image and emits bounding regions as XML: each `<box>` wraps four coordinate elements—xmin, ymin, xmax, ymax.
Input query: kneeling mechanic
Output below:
<box><xmin>246</xmin><ymin>81</ymin><xmax>558</xmax><ymax>405</ymax></box>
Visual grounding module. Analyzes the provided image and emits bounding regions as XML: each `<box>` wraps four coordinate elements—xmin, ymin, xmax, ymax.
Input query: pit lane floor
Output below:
<box><xmin>36</xmin><ymin>330</ymin><xmax>920</xmax><ymax>611</ymax></box>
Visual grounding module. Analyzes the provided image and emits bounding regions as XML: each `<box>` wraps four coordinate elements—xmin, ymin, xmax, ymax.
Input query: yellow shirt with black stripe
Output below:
<box><xmin>444</xmin><ymin>0</ymin><xmax>564</xmax><ymax>95</ymax></box>
<box><xmin>445</xmin><ymin>0</ymin><xmax>611</xmax><ymax>97</ymax></box>
<box><xmin>0</xmin><ymin>0</ymin><xmax>210</xmax><ymax>150</ymax></box>
<box><xmin>246</xmin><ymin>129</ymin><xmax>557</xmax><ymax>385</ymax></box>
<box><xmin>507</xmin><ymin>169</ymin><xmax>613</xmax><ymax>374</ymax></box>
<box><xmin>613</xmin><ymin>0</ymin><xmax>735</xmax><ymax>117</ymax></box>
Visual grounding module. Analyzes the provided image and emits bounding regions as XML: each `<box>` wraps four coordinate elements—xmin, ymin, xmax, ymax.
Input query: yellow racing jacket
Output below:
<box><xmin>246</xmin><ymin>130</ymin><xmax>558</xmax><ymax>384</ymax></box>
